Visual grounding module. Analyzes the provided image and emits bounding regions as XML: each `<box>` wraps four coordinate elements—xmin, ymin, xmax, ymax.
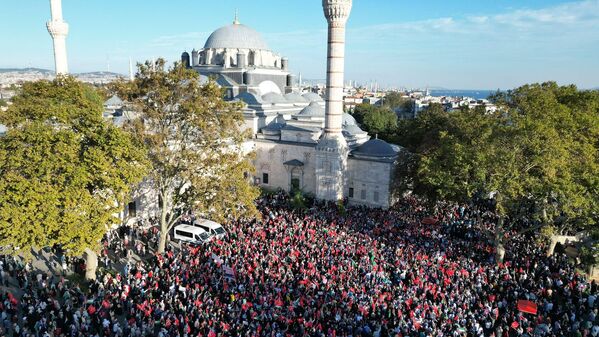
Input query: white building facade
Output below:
<box><xmin>180</xmin><ymin>2</ymin><xmax>402</xmax><ymax>208</ymax></box>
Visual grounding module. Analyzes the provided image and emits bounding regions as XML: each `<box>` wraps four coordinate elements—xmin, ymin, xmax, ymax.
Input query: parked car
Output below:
<box><xmin>173</xmin><ymin>224</ymin><xmax>211</xmax><ymax>245</ymax></box>
<box><xmin>192</xmin><ymin>219</ymin><xmax>227</xmax><ymax>239</ymax></box>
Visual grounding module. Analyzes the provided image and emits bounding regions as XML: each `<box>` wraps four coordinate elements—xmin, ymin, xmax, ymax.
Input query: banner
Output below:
<box><xmin>517</xmin><ymin>300</ymin><xmax>537</xmax><ymax>315</ymax></box>
<box><xmin>223</xmin><ymin>265</ymin><xmax>235</xmax><ymax>280</ymax></box>
<box><xmin>422</xmin><ymin>217</ymin><xmax>438</xmax><ymax>225</ymax></box>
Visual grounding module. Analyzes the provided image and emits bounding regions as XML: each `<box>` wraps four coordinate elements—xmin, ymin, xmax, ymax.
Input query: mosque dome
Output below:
<box><xmin>302</xmin><ymin>93</ymin><xmax>324</xmax><ymax>103</ymax></box>
<box><xmin>235</xmin><ymin>92</ymin><xmax>263</xmax><ymax>105</ymax></box>
<box><xmin>262</xmin><ymin>92</ymin><xmax>288</xmax><ymax>104</ymax></box>
<box><xmin>343</xmin><ymin>124</ymin><xmax>366</xmax><ymax>135</ymax></box>
<box><xmin>284</xmin><ymin>93</ymin><xmax>308</xmax><ymax>103</ymax></box>
<box><xmin>204</xmin><ymin>23</ymin><xmax>269</xmax><ymax>50</ymax></box>
<box><xmin>297</xmin><ymin>102</ymin><xmax>325</xmax><ymax>117</ymax></box>
<box><xmin>353</xmin><ymin>139</ymin><xmax>399</xmax><ymax>158</ymax></box>
<box><xmin>342</xmin><ymin>113</ymin><xmax>357</xmax><ymax>126</ymax></box>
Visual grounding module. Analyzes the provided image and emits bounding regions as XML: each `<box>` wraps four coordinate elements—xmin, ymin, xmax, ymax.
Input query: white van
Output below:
<box><xmin>173</xmin><ymin>225</ymin><xmax>211</xmax><ymax>245</ymax></box>
<box><xmin>192</xmin><ymin>219</ymin><xmax>227</xmax><ymax>239</ymax></box>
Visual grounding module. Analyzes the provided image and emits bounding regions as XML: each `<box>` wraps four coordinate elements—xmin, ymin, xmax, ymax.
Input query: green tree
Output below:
<box><xmin>492</xmin><ymin>83</ymin><xmax>599</xmax><ymax>254</ymax></box>
<box><xmin>0</xmin><ymin>76</ymin><xmax>148</xmax><ymax>279</ymax></box>
<box><xmin>382</xmin><ymin>92</ymin><xmax>412</xmax><ymax>112</ymax></box>
<box><xmin>111</xmin><ymin>59</ymin><xmax>259</xmax><ymax>254</ymax></box>
<box><xmin>352</xmin><ymin>103</ymin><xmax>398</xmax><ymax>140</ymax></box>
<box><xmin>0</xmin><ymin>98</ymin><xmax>7</xmax><ymax>107</ymax></box>
<box><xmin>393</xmin><ymin>82</ymin><xmax>599</xmax><ymax>262</ymax></box>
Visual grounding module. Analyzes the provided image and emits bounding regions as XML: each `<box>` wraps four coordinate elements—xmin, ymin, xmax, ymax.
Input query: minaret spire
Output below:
<box><xmin>322</xmin><ymin>0</ymin><xmax>352</xmax><ymax>135</ymax></box>
<box><xmin>129</xmin><ymin>57</ymin><xmax>134</xmax><ymax>81</ymax></box>
<box><xmin>47</xmin><ymin>0</ymin><xmax>69</xmax><ymax>75</ymax></box>
<box><xmin>233</xmin><ymin>9</ymin><xmax>240</xmax><ymax>25</ymax></box>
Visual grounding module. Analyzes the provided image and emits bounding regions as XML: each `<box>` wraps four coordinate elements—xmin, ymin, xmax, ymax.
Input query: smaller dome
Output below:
<box><xmin>284</xmin><ymin>93</ymin><xmax>308</xmax><ymax>103</ymax></box>
<box><xmin>343</xmin><ymin>124</ymin><xmax>366</xmax><ymax>135</ymax></box>
<box><xmin>302</xmin><ymin>93</ymin><xmax>324</xmax><ymax>102</ymax></box>
<box><xmin>263</xmin><ymin>122</ymin><xmax>285</xmax><ymax>132</ymax></box>
<box><xmin>353</xmin><ymin>139</ymin><xmax>398</xmax><ymax>158</ymax></box>
<box><xmin>198</xmin><ymin>74</ymin><xmax>211</xmax><ymax>85</ymax></box>
<box><xmin>104</xmin><ymin>95</ymin><xmax>123</xmax><ymax>107</ymax></box>
<box><xmin>262</xmin><ymin>92</ymin><xmax>287</xmax><ymax>104</ymax></box>
<box><xmin>235</xmin><ymin>92</ymin><xmax>263</xmax><ymax>105</ymax></box>
<box><xmin>297</xmin><ymin>102</ymin><xmax>325</xmax><ymax>117</ymax></box>
<box><xmin>342</xmin><ymin>113</ymin><xmax>357</xmax><ymax>126</ymax></box>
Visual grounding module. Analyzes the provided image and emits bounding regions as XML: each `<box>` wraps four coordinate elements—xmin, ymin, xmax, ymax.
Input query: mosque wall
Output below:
<box><xmin>347</xmin><ymin>158</ymin><xmax>394</xmax><ymax>208</ymax></box>
<box><xmin>253</xmin><ymin>140</ymin><xmax>395</xmax><ymax>209</ymax></box>
<box><xmin>254</xmin><ymin>141</ymin><xmax>318</xmax><ymax>194</ymax></box>
<box><xmin>246</xmin><ymin>73</ymin><xmax>287</xmax><ymax>93</ymax></box>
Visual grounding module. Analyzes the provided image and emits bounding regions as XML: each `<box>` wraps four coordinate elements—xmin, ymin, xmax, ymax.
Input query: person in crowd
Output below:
<box><xmin>0</xmin><ymin>192</ymin><xmax>597</xmax><ymax>337</ymax></box>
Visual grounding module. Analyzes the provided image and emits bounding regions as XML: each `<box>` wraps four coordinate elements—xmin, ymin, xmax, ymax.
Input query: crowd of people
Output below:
<box><xmin>1</xmin><ymin>192</ymin><xmax>597</xmax><ymax>337</ymax></box>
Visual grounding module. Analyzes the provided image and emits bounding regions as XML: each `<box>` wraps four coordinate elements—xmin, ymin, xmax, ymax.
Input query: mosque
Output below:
<box><xmin>181</xmin><ymin>2</ymin><xmax>402</xmax><ymax>208</ymax></box>
<box><xmin>46</xmin><ymin>0</ymin><xmax>400</xmax><ymax>210</ymax></box>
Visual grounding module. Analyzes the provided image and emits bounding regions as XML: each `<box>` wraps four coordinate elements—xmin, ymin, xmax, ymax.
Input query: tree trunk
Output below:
<box><xmin>494</xmin><ymin>216</ymin><xmax>506</xmax><ymax>264</ymax></box>
<box><xmin>158</xmin><ymin>205</ymin><xmax>169</xmax><ymax>254</ymax></box>
<box><xmin>546</xmin><ymin>236</ymin><xmax>559</xmax><ymax>256</ymax></box>
<box><xmin>84</xmin><ymin>248</ymin><xmax>98</xmax><ymax>281</ymax></box>
<box><xmin>495</xmin><ymin>242</ymin><xmax>506</xmax><ymax>263</ymax></box>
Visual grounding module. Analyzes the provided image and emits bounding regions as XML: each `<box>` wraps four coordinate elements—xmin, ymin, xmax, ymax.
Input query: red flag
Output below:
<box><xmin>7</xmin><ymin>292</ymin><xmax>18</xmax><ymax>305</ymax></box>
<box><xmin>87</xmin><ymin>305</ymin><xmax>96</xmax><ymax>315</ymax></box>
<box><xmin>517</xmin><ymin>300</ymin><xmax>537</xmax><ymax>315</ymax></box>
<box><xmin>511</xmin><ymin>321</ymin><xmax>519</xmax><ymax>329</ymax></box>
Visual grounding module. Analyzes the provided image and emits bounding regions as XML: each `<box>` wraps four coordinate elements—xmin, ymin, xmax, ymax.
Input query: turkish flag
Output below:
<box><xmin>87</xmin><ymin>305</ymin><xmax>96</xmax><ymax>315</ymax></box>
<box><xmin>517</xmin><ymin>300</ymin><xmax>538</xmax><ymax>315</ymax></box>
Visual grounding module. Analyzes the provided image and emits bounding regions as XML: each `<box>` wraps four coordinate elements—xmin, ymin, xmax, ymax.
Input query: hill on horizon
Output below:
<box><xmin>0</xmin><ymin>67</ymin><xmax>53</xmax><ymax>74</ymax></box>
<box><xmin>0</xmin><ymin>68</ymin><xmax>124</xmax><ymax>77</ymax></box>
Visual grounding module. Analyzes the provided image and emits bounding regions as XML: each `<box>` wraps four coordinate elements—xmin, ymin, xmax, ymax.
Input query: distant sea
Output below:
<box><xmin>430</xmin><ymin>89</ymin><xmax>497</xmax><ymax>100</ymax></box>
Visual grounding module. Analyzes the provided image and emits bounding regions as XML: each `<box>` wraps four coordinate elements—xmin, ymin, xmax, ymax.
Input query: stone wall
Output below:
<box><xmin>254</xmin><ymin>141</ymin><xmax>318</xmax><ymax>194</ymax></box>
<box><xmin>347</xmin><ymin>158</ymin><xmax>393</xmax><ymax>208</ymax></box>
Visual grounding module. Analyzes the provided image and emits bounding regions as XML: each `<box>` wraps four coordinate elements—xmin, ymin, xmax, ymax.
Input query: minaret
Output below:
<box><xmin>129</xmin><ymin>58</ymin><xmax>134</xmax><ymax>81</ymax></box>
<box><xmin>234</xmin><ymin>9</ymin><xmax>240</xmax><ymax>25</ymax></box>
<box><xmin>315</xmin><ymin>0</ymin><xmax>353</xmax><ymax>202</ymax></box>
<box><xmin>47</xmin><ymin>0</ymin><xmax>69</xmax><ymax>75</ymax></box>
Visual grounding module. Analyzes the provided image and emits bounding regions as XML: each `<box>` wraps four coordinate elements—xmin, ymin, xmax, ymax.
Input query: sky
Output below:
<box><xmin>1</xmin><ymin>0</ymin><xmax>598</xmax><ymax>90</ymax></box>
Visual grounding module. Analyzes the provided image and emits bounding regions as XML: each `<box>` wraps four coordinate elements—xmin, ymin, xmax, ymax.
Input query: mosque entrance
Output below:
<box><xmin>283</xmin><ymin>159</ymin><xmax>305</xmax><ymax>193</ymax></box>
<box><xmin>291</xmin><ymin>177</ymin><xmax>301</xmax><ymax>192</ymax></box>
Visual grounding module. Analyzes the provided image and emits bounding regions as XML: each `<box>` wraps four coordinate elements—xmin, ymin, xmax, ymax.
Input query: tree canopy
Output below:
<box><xmin>393</xmin><ymin>82</ymin><xmax>599</xmax><ymax>260</ymax></box>
<box><xmin>0</xmin><ymin>76</ymin><xmax>149</xmax><ymax>258</ymax></box>
<box><xmin>111</xmin><ymin>59</ymin><xmax>259</xmax><ymax>253</ymax></box>
<box><xmin>352</xmin><ymin>103</ymin><xmax>398</xmax><ymax>139</ymax></box>
<box><xmin>381</xmin><ymin>92</ymin><xmax>412</xmax><ymax>112</ymax></box>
